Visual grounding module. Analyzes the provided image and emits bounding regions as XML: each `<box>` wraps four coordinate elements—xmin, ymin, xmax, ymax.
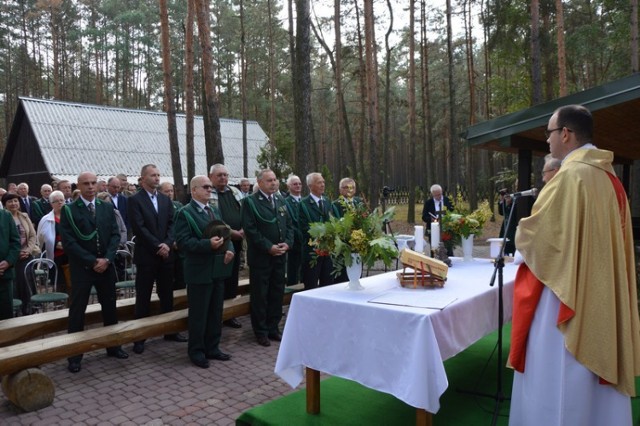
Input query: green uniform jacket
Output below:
<box><xmin>174</xmin><ymin>200</ymin><xmax>234</xmax><ymax>285</ymax></box>
<box><xmin>241</xmin><ymin>192</ymin><xmax>294</xmax><ymax>268</ymax></box>
<box><xmin>284</xmin><ymin>195</ymin><xmax>303</xmax><ymax>253</ymax></box>
<box><xmin>299</xmin><ymin>195</ymin><xmax>333</xmax><ymax>263</ymax></box>
<box><xmin>59</xmin><ymin>198</ymin><xmax>120</xmax><ymax>280</ymax></box>
<box><xmin>0</xmin><ymin>209</ymin><xmax>21</xmax><ymax>280</ymax></box>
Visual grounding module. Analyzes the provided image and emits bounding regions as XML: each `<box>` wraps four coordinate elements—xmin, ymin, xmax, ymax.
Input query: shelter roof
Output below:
<box><xmin>0</xmin><ymin>97</ymin><xmax>269</xmax><ymax>184</ymax></box>
<box><xmin>464</xmin><ymin>73</ymin><xmax>640</xmax><ymax>164</ymax></box>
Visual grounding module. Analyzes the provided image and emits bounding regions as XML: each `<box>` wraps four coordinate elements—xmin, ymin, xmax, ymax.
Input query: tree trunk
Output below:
<box><xmin>194</xmin><ymin>0</ymin><xmax>224</xmax><ymax>168</ymax></box>
<box><xmin>240</xmin><ymin>0</ymin><xmax>249</xmax><ymax>177</ymax></box>
<box><xmin>420</xmin><ymin>0</ymin><xmax>434</xmax><ymax>191</ymax></box>
<box><xmin>556</xmin><ymin>0</ymin><xmax>567</xmax><ymax>96</ymax></box>
<box><xmin>159</xmin><ymin>0</ymin><xmax>185</xmax><ymax>200</ymax></box>
<box><xmin>445</xmin><ymin>0</ymin><xmax>458</xmax><ymax>192</ymax></box>
<box><xmin>407</xmin><ymin>0</ymin><xmax>416</xmax><ymax>223</ymax></box>
<box><xmin>530</xmin><ymin>0</ymin><xmax>542</xmax><ymax>104</ymax></box>
<box><xmin>364</xmin><ymin>0</ymin><xmax>381</xmax><ymax>208</ymax></box>
<box><xmin>384</xmin><ymin>0</ymin><xmax>394</xmax><ymax>194</ymax></box>
<box><xmin>631</xmin><ymin>0</ymin><xmax>638</xmax><ymax>72</ymax></box>
<box><xmin>464</xmin><ymin>0</ymin><xmax>477</xmax><ymax>209</ymax></box>
<box><xmin>185</xmin><ymin>0</ymin><xmax>196</xmax><ymax>191</ymax></box>
<box><xmin>293</xmin><ymin>0</ymin><xmax>312</xmax><ymax>178</ymax></box>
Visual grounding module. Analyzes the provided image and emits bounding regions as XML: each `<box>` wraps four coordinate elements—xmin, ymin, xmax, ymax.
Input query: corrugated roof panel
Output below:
<box><xmin>19</xmin><ymin>98</ymin><xmax>269</xmax><ymax>184</ymax></box>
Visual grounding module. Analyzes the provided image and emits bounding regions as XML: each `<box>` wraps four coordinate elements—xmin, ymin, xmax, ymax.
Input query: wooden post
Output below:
<box><xmin>306</xmin><ymin>367</ymin><xmax>320</xmax><ymax>414</ymax></box>
<box><xmin>416</xmin><ymin>408</ymin><xmax>433</xmax><ymax>426</ymax></box>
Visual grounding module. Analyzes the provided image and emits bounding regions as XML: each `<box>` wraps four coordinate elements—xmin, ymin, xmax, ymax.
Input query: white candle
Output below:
<box><xmin>414</xmin><ymin>225</ymin><xmax>424</xmax><ymax>253</ymax></box>
<box><xmin>431</xmin><ymin>222</ymin><xmax>440</xmax><ymax>249</ymax></box>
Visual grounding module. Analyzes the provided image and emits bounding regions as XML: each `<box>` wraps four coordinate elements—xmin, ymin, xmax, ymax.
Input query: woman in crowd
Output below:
<box><xmin>37</xmin><ymin>190</ymin><xmax>69</xmax><ymax>293</ymax></box>
<box><xmin>1</xmin><ymin>192</ymin><xmax>40</xmax><ymax>314</ymax></box>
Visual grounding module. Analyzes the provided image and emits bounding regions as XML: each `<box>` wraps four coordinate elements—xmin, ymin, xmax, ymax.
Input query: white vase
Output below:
<box><xmin>345</xmin><ymin>253</ymin><xmax>364</xmax><ymax>290</ymax></box>
<box><xmin>461</xmin><ymin>234</ymin><xmax>474</xmax><ymax>261</ymax></box>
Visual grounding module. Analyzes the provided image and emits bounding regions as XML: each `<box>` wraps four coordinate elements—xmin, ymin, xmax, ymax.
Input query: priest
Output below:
<box><xmin>508</xmin><ymin>104</ymin><xmax>640</xmax><ymax>425</ymax></box>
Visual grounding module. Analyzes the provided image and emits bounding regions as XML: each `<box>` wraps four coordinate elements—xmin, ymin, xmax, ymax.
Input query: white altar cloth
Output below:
<box><xmin>274</xmin><ymin>258</ymin><xmax>518</xmax><ymax>414</ymax></box>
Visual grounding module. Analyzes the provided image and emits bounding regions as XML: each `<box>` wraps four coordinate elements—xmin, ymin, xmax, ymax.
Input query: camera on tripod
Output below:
<box><xmin>382</xmin><ymin>186</ymin><xmax>395</xmax><ymax>198</ymax></box>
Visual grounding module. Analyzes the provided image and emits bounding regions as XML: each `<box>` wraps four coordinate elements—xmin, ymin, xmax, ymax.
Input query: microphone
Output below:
<box><xmin>510</xmin><ymin>188</ymin><xmax>538</xmax><ymax>198</ymax></box>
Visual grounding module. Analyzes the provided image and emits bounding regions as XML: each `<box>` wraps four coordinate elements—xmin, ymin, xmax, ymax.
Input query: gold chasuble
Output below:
<box><xmin>512</xmin><ymin>147</ymin><xmax>640</xmax><ymax>396</ymax></box>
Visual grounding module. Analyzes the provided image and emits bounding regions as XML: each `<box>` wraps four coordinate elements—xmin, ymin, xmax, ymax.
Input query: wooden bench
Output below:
<box><xmin>0</xmin><ymin>283</ymin><xmax>303</xmax><ymax>411</ymax></box>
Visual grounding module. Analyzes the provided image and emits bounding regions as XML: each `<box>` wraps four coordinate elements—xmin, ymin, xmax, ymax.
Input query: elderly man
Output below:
<box><xmin>57</xmin><ymin>180</ymin><xmax>73</xmax><ymax>204</ymax></box>
<box><xmin>508</xmin><ymin>105</ymin><xmax>640</xmax><ymax>425</ymax></box>
<box><xmin>60</xmin><ymin>171</ymin><xmax>128</xmax><ymax>373</ymax></box>
<box><xmin>299</xmin><ymin>172</ymin><xmax>333</xmax><ymax>290</ymax></box>
<box><xmin>209</xmin><ymin>163</ymin><xmax>244</xmax><ymax>328</ymax></box>
<box><xmin>242</xmin><ymin>169</ymin><xmax>293</xmax><ymax>346</ymax></box>
<box><xmin>128</xmin><ymin>165</ymin><xmax>186</xmax><ymax>354</ymax></box>
<box><xmin>30</xmin><ymin>183</ymin><xmax>53</xmax><ymax>227</ymax></box>
<box><xmin>175</xmin><ymin>175</ymin><xmax>235</xmax><ymax>368</ymax></box>
<box><xmin>332</xmin><ymin>177</ymin><xmax>364</xmax><ymax>218</ymax></box>
<box><xmin>17</xmin><ymin>183</ymin><xmax>36</xmax><ymax>216</ymax></box>
<box><xmin>422</xmin><ymin>184</ymin><xmax>454</xmax><ymax>255</ymax></box>
<box><xmin>541</xmin><ymin>153</ymin><xmax>561</xmax><ymax>184</ymax></box>
<box><xmin>0</xmin><ymin>208</ymin><xmax>20</xmax><ymax>319</ymax></box>
<box><xmin>108</xmin><ymin>177</ymin><xmax>129</xmax><ymax>231</ymax></box>
<box><xmin>284</xmin><ymin>175</ymin><xmax>303</xmax><ymax>286</ymax></box>
<box><xmin>239</xmin><ymin>178</ymin><xmax>251</xmax><ymax>198</ymax></box>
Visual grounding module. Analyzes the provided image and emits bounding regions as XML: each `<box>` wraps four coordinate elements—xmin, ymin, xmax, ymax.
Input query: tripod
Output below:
<box><xmin>458</xmin><ymin>194</ymin><xmax>520</xmax><ymax>425</ymax></box>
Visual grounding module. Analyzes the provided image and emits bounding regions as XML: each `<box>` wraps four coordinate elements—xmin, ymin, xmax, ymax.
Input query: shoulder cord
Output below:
<box><xmin>180</xmin><ymin>208</ymin><xmax>203</xmax><ymax>238</ymax></box>
<box><xmin>62</xmin><ymin>204</ymin><xmax>97</xmax><ymax>241</ymax></box>
<box><xmin>245</xmin><ymin>196</ymin><xmax>277</xmax><ymax>224</ymax></box>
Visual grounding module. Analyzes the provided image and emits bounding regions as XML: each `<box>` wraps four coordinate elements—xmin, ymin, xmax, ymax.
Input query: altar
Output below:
<box><xmin>275</xmin><ymin>258</ymin><xmax>518</xmax><ymax>423</ymax></box>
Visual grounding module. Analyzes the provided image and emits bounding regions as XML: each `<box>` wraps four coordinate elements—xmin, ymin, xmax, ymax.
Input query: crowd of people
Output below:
<box><xmin>0</xmin><ymin>166</ymin><xmax>366</xmax><ymax>371</ymax></box>
<box><xmin>0</xmin><ymin>103</ymin><xmax>638</xmax><ymax>423</ymax></box>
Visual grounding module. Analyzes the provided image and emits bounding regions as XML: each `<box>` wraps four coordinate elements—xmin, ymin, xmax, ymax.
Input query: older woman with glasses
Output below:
<box><xmin>1</xmin><ymin>192</ymin><xmax>41</xmax><ymax>314</ymax></box>
<box><xmin>37</xmin><ymin>190</ymin><xmax>69</xmax><ymax>293</ymax></box>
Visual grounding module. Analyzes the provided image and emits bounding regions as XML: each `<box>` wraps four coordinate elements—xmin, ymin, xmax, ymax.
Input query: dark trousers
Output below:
<box><xmin>14</xmin><ymin>256</ymin><xmax>34</xmax><ymax>315</ymax></box>
<box><xmin>249</xmin><ymin>259</ymin><xmax>285</xmax><ymax>337</ymax></box>
<box><xmin>187</xmin><ymin>280</ymin><xmax>224</xmax><ymax>362</ymax></box>
<box><xmin>67</xmin><ymin>266</ymin><xmax>120</xmax><ymax>363</ymax></box>
<box><xmin>286</xmin><ymin>248</ymin><xmax>302</xmax><ymax>286</ymax></box>
<box><xmin>223</xmin><ymin>240</ymin><xmax>242</xmax><ymax>300</ymax></box>
<box><xmin>134</xmin><ymin>259</ymin><xmax>174</xmax><ymax>340</ymax></box>
<box><xmin>0</xmin><ymin>278</ymin><xmax>14</xmax><ymax>320</ymax></box>
<box><xmin>302</xmin><ymin>255</ymin><xmax>333</xmax><ymax>290</ymax></box>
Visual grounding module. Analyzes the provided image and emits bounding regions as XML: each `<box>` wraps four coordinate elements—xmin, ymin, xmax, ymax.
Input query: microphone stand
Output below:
<box><xmin>457</xmin><ymin>194</ymin><xmax>520</xmax><ymax>425</ymax></box>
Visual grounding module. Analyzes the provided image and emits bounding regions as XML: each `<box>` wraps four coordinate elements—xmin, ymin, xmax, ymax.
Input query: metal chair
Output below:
<box><xmin>115</xmin><ymin>249</ymin><xmax>136</xmax><ymax>299</ymax></box>
<box><xmin>26</xmin><ymin>258</ymin><xmax>68</xmax><ymax>312</ymax></box>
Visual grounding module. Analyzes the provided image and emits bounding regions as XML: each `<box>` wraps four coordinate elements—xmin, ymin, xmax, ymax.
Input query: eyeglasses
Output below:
<box><xmin>542</xmin><ymin>168</ymin><xmax>558</xmax><ymax>175</ymax></box>
<box><xmin>544</xmin><ymin>127</ymin><xmax>572</xmax><ymax>139</ymax></box>
<box><xmin>200</xmin><ymin>185</ymin><xmax>213</xmax><ymax>190</ymax></box>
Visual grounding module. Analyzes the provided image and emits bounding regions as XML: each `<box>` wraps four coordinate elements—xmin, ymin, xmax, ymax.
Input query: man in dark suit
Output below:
<box><xmin>60</xmin><ymin>171</ymin><xmax>128</xmax><ymax>373</ymax></box>
<box><xmin>17</xmin><ymin>182</ymin><xmax>37</xmax><ymax>216</ymax></box>
<box><xmin>175</xmin><ymin>175</ymin><xmax>235</xmax><ymax>369</ymax></box>
<box><xmin>299</xmin><ymin>172</ymin><xmax>333</xmax><ymax>290</ymax></box>
<box><xmin>30</xmin><ymin>183</ymin><xmax>53</xmax><ymax>227</ymax></box>
<box><xmin>0</xmin><ymin>208</ymin><xmax>20</xmax><ymax>320</ymax></box>
<box><xmin>108</xmin><ymin>176</ymin><xmax>129</xmax><ymax>231</ymax></box>
<box><xmin>284</xmin><ymin>175</ymin><xmax>303</xmax><ymax>286</ymax></box>
<box><xmin>242</xmin><ymin>169</ymin><xmax>293</xmax><ymax>347</ymax></box>
<box><xmin>128</xmin><ymin>164</ymin><xmax>186</xmax><ymax>355</ymax></box>
<box><xmin>422</xmin><ymin>184</ymin><xmax>454</xmax><ymax>255</ymax></box>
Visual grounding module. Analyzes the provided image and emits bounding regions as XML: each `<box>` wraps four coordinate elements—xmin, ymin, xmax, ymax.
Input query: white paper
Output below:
<box><xmin>368</xmin><ymin>289</ymin><xmax>457</xmax><ymax>310</ymax></box>
<box><xmin>430</xmin><ymin>222</ymin><xmax>440</xmax><ymax>249</ymax></box>
<box><xmin>414</xmin><ymin>225</ymin><xmax>424</xmax><ymax>253</ymax></box>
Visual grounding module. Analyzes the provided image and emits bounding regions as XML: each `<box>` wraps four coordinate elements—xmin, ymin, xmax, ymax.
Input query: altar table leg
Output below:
<box><xmin>306</xmin><ymin>367</ymin><xmax>320</xmax><ymax>414</ymax></box>
<box><xmin>416</xmin><ymin>408</ymin><xmax>433</xmax><ymax>426</ymax></box>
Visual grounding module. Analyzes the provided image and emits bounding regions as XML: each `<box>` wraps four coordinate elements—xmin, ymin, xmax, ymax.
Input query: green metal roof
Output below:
<box><xmin>464</xmin><ymin>73</ymin><xmax>640</xmax><ymax>163</ymax></box>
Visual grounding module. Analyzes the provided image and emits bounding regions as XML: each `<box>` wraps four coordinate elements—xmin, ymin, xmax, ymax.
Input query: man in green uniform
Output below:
<box><xmin>242</xmin><ymin>169</ymin><xmax>293</xmax><ymax>347</ymax></box>
<box><xmin>0</xmin><ymin>208</ymin><xmax>20</xmax><ymax>319</ymax></box>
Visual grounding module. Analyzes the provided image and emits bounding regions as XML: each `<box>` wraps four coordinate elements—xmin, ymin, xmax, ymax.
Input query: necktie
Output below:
<box><xmin>204</xmin><ymin>205</ymin><xmax>214</xmax><ymax>220</ymax></box>
<box><xmin>269</xmin><ymin>195</ymin><xmax>275</xmax><ymax>209</ymax></box>
<box><xmin>318</xmin><ymin>199</ymin><xmax>323</xmax><ymax>213</ymax></box>
<box><xmin>24</xmin><ymin>198</ymin><xmax>30</xmax><ymax>214</ymax></box>
<box><xmin>88</xmin><ymin>202</ymin><xmax>95</xmax><ymax>218</ymax></box>
<box><xmin>151</xmin><ymin>194</ymin><xmax>158</xmax><ymax>212</ymax></box>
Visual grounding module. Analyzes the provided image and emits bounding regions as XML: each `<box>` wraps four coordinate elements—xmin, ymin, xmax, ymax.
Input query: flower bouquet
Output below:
<box><xmin>440</xmin><ymin>200</ymin><xmax>492</xmax><ymax>248</ymax></box>
<box><xmin>308</xmin><ymin>201</ymin><xmax>398</xmax><ymax>276</ymax></box>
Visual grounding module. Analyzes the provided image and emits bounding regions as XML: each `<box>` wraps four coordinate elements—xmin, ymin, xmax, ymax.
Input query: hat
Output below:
<box><xmin>1</xmin><ymin>192</ymin><xmax>20</xmax><ymax>206</ymax></box>
<box><xmin>203</xmin><ymin>220</ymin><xmax>232</xmax><ymax>254</ymax></box>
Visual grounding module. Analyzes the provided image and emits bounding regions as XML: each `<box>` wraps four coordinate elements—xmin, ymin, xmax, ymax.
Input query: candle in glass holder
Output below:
<box><xmin>431</xmin><ymin>221</ymin><xmax>440</xmax><ymax>250</ymax></box>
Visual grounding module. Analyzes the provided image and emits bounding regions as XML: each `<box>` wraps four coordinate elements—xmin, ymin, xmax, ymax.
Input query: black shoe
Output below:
<box><xmin>68</xmin><ymin>361</ymin><xmax>81</xmax><ymax>373</ymax></box>
<box><xmin>107</xmin><ymin>348</ymin><xmax>129</xmax><ymax>359</ymax></box>
<box><xmin>133</xmin><ymin>342</ymin><xmax>145</xmax><ymax>354</ymax></box>
<box><xmin>223</xmin><ymin>318</ymin><xmax>242</xmax><ymax>328</ymax></box>
<box><xmin>191</xmin><ymin>358</ymin><xmax>210</xmax><ymax>369</ymax></box>
<box><xmin>256</xmin><ymin>335</ymin><xmax>271</xmax><ymax>347</ymax></box>
<box><xmin>164</xmin><ymin>333</ymin><xmax>188</xmax><ymax>342</ymax></box>
<box><xmin>206</xmin><ymin>351</ymin><xmax>231</xmax><ymax>361</ymax></box>
<box><xmin>268</xmin><ymin>332</ymin><xmax>282</xmax><ymax>342</ymax></box>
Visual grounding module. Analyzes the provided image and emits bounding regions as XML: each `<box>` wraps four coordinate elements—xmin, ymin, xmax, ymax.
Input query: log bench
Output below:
<box><xmin>0</xmin><ymin>283</ymin><xmax>303</xmax><ymax>411</ymax></box>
